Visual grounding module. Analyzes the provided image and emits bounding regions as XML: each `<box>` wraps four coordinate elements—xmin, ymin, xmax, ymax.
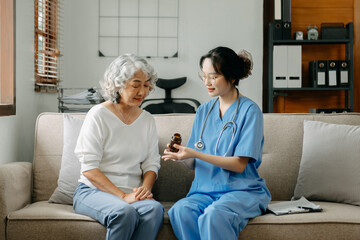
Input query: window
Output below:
<box><xmin>34</xmin><ymin>0</ymin><xmax>62</xmax><ymax>93</ymax></box>
<box><xmin>0</xmin><ymin>0</ymin><xmax>16</xmax><ymax>116</ymax></box>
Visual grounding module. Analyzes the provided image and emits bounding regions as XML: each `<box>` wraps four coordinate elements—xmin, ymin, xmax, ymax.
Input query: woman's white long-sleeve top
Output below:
<box><xmin>75</xmin><ymin>104</ymin><xmax>161</xmax><ymax>193</ymax></box>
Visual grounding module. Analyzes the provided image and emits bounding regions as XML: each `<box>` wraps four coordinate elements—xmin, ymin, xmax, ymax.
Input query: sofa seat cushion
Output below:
<box><xmin>7</xmin><ymin>200</ymin><xmax>360</xmax><ymax>240</ymax></box>
<box><xmin>7</xmin><ymin>201</ymin><xmax>94</xmax><ymax>221</ymax></box>
<box><xmin>161</xmin><ymin>201</ymin><xmax>174</xmax><ymax>224</ymax></box>
<box><xmin>7</xmin><ymin>201</ymin><xmax>177</xmax><ymax>224</ymax></box>
<box><xmin>7</xmin><ymin>201</ymin><xmax>106</xmax><ymax>240</ymax></box>
<box><xmin>7</xmin><ymin>201</ymin><xmax>177</xmax><ymax>240</ymax></box>
<box><xmin>240</xmin><ymin>201</ymin><xmax>360</xmax><ymax>240</ymax></box>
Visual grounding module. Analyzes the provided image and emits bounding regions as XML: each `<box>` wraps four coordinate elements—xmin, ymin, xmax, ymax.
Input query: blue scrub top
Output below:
<box><xmin>187</xmin><ymin>96</ymin><xmax>270</xmax><ymax>195</ymax></box>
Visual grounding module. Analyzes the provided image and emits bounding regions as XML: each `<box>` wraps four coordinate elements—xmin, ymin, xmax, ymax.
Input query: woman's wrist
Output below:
<box><xmin>141</xmin><ymin>184</ymin><xmax>152</xmax><ymax>192</ymax></box>
<box><xmin>117</xmin><ymin>191</ymin><xmax>126</xmax><ymax>199</ymax></box>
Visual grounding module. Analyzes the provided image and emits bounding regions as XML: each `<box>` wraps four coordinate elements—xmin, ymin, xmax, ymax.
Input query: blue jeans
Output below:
<box><xmin>73</xmin><ymin>183</ymin><xmax>164</xmax><ymax>240</ymax></box>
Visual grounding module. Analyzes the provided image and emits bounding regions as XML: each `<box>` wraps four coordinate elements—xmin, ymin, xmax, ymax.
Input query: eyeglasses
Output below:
<box><xmin>198</xmin><ymin>72</ymin><xmax>222</xmax><ymax>84</ymax></box>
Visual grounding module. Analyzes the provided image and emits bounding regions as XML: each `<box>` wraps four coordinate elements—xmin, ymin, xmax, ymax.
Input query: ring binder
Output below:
<box><xmin>274</xmin><ymin>0</ymin><xmax>282</xmax><ymax>40</ymax></box>
<box><xmin>309</xmin><ymin>60</ymin><xmax>327</xmax><ymax>87</ymax></box>
<box><xmin>282</xmin><ymin>0</ymin><xmax>291</xmax><ymax>40</ymax></box>
<box><xmin>327</xmin><ymin>60</ymin><xmax>338</xmax><ymax>87</ymax></box>
<box><xmin>339</xmin><ymin>60</ymin><xmax>349</xmax><ymax>87</ymax></box>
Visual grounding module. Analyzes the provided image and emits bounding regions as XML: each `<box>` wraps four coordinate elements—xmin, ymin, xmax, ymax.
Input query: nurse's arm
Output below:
<box><xmin>193</xmin><ymin>151</ymin><xmax>249</xmax><ymax>173</ymax></box>
<box><xmin>162</xmin><ymin>146</ymin><xmax>248</xmax><ymax>173</ymax></box>
<box><xmin>182</xmin><ymin>158</ymin><xmax>195</xmax><ymax>169</ymax></box>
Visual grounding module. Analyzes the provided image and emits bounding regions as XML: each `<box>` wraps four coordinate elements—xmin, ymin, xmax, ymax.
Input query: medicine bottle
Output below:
<box><xmin>169</xmin><ymin>133</ymin><xmax>182</xmax><ymax>152</ymax></box>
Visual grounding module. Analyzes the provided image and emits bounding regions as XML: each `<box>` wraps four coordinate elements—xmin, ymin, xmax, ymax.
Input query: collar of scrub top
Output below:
<box><xmin>195</xmin><ymin>93</ymin><xmax>240</xmax><ymax>156</ymax></box>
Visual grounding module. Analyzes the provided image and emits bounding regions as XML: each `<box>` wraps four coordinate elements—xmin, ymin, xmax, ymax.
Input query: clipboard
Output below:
<box><xmin>267</xmin><ymin>197</ymin><xmax>322</xmax><ymax>216</ymax></box>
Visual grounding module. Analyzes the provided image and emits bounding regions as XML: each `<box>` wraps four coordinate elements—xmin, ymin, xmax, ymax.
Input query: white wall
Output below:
<box><xmin>0</xmin><ymin>0</ymin><xmax>58</xmax><ymax>164</ymax></box>
<box><xmin>62</xmin><ymin>0</ymin><xmax>264</xmax><ymax>106</ymax></box>
<box><xmin>0</xmin><ymin>0</ymin><xmax>263</xmax><ymax>165</ymax></box>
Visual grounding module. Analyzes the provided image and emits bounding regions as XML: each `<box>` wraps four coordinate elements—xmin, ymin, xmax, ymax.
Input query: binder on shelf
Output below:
<box><xmin>273</xmin><ymin>45</ymin><xmax>301</xmax><ymax>88</ymax></box>
<box><xmin>339</xmin><ymin>60</ymin><xmax>349</xmax><ymax>87</ymax></box>
<box><xmin>273</xmin><ymin>46</ymin><xmax>287</xmax><ymax>88</ymax></box>
<box><xmin>287</xmin><ymin>45</ymin><xmax>301</xmax><ymax>88</ymax></box>
<box><xmin>282</xmin><ymin>0</ymin><xmax>291</xmax><ymax>40</ymax></box>
<box><xmin>327</xmin><ymin>60</ymin><xmax>338</xmax><ymax>87</ymax></box>
<box><xmin>274</xmin><ymin>0</ymin><xmax>282</xmax><ymax>40</ymax></box>
<box><xmin>309</xmin><ymin>60</ymin><xmax>327</xmax><ymax>87</ymax></box>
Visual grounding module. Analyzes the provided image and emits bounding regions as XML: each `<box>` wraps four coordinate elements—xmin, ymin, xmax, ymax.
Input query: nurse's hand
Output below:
<box><xmin>162</xmin><ymin>144</ymin><xmax>195</xmax><ymax>161</ymax></box>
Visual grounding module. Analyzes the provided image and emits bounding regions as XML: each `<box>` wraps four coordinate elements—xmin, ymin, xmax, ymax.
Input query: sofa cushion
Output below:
<box><xmin>293</xmin><ymin>120</ymin><xmax>360</xmax><ymax>206</ymax></box>
<box><xmin>7</xmin><ymin>201</ymin><xmax>106</xmax><ymax>240</ymax></box>
<box><xmin>7</xmin><ymin>201</ymin><xmax>360</xmax><ymax>240</ymax></box>
<box><xmin>261</xmin><ymin>114</ymin><xmax>314</xmax><ymax>201</ymax></box>
<box><xmin>33</xmin><ymin>113</ymin><xmax>86</xmax><ymax>202</ymax></box>
<box><xmin>6</xmin><ymin>201</ymin><xmax>176</xmax><ymax>239</ymax></box>
<box><xmin>152</xmin><ymin>114</ymin><xmax>195</xmax><ymax>201</ymax></box>
<box><xmin>261</xmin><ymin>113</ymin><xmax>360</xmax><ymax>201</ymax></box>
<box><xmin>239</xmin><ymin>201</ymin><xmax>360</xmax><ymax>240</ymax></box>
<box><xmin>49</xmin><ymin>114</ymin><xmax>84</xmax><ymax>205</ymax></box>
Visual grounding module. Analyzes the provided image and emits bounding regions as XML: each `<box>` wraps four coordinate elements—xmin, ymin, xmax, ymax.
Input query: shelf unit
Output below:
<box><xmin>58</xmin><ymin>88</ymin><xmax>104</xmax><ymax>113</ymax></box>
<box><xmin>267</xmin><ymin>22</ymin><xmax>354</xmax><ymax>113</ymax></box>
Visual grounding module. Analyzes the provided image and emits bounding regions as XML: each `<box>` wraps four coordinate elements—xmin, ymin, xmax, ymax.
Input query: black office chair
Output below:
<box><xmin>141</xmin><ymin>77</ymin><xmax>200</xmax><ymax>114</ymax></box>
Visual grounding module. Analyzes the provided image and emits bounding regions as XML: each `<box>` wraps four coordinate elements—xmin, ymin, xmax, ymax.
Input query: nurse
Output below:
<box><xmin>162</xmin><ymin>46</ymin><xmax>271</xmax><ymax>240</ymax></box>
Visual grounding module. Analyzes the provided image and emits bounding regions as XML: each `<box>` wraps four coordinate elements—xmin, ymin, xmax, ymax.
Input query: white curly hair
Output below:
<box><xmin>99</xmin><ymin>54</ymin><xmax>157</xmax><ymax>103</ymax></box>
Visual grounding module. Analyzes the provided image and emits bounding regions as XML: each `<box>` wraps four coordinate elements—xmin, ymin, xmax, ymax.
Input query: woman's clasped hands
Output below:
<box><xmin>122</xmin><ymin>186</ymin><xmax>154</xmax><ymax>204</ymax></box>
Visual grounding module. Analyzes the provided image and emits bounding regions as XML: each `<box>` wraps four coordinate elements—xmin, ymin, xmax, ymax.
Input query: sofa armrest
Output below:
<box><xmin>0</xmin><ymin>162</ymin><xmax>32</xmax><ymax>240</ymax></box>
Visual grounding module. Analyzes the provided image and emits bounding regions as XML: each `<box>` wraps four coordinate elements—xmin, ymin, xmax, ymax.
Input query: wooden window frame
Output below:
<box><xmin>0</xmin><ymin>0</ymin><xmax>16</xmax><ymax>116</ymax></box>
<box><xmin>34</xmin><ymin>0</ymin><xmax>60</xmax><ymax>93</ymax></box>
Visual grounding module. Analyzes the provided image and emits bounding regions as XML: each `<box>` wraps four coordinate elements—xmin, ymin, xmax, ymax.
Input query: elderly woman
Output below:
<box><xmin>73</xmin><ymin>54</ymin><xmax>163</xmax><ymax>240</ymax></box>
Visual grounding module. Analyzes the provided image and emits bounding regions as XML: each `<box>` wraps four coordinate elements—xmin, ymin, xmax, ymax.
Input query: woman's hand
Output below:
<box><xmin>134</xmin><ymin>186</ymin><xmax>154</xmax><ymax>200</ymax></box>
<box><xmin>122</xmin><ymin>192</ymin><xmax>138</xmax><ymax>204</ymax></box>
<box><xmin>162</xmin><ymin>144</ymin><xmax>196</xmax><ymax>161</ymax></box>
<box><xmin>122</xmin><ymin>186</ymin><xmax>153</xmax><ymax>204</ymax></box>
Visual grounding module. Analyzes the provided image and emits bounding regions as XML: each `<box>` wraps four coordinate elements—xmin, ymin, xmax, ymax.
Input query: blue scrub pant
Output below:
<box><xmin>73</xmin><ymin>183</ymin><xmax>164</xmax><ymax>240</ymax></box>
<box><xmin>168</xmin><ymin>190</ymin><xmax>270</xmax><ymax>240</ymax></box>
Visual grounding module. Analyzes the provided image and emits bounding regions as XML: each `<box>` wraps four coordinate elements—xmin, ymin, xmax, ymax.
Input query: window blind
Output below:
<box><xmin>34</xmin><ymin>0</ymin><xmax>63</xmax><ymax>93</ymax></box>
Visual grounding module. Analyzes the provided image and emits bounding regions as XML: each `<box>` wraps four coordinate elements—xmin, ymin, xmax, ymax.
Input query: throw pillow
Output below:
<box><xmin>48</xmin><ymin>114</ymin><xmax>84</xmax><ymax>204</ymax></box>
<box><xmin>293</xmin><ymin>120</ymin><xmax>360</xmax><ymax>206</ymax></box>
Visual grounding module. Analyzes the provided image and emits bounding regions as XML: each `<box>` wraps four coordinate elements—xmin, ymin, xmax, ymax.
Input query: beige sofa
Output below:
<box><xmin>1</xmin><ymin>112</ymin><xmax>360</xmax><ymax>240</ymax></box>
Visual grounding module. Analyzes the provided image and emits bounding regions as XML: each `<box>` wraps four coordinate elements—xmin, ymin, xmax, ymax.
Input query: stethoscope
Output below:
<box><xmin>195</xmin><ymin>96</ymin><xmax>240</xmax><ymax>156</ymax></box>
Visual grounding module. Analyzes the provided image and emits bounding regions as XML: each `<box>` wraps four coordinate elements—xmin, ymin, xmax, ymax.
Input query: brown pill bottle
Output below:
<box><xmin>169</xmin><ymin>133</ymin><xmax>182</xmax><ymax>152</ymax></box>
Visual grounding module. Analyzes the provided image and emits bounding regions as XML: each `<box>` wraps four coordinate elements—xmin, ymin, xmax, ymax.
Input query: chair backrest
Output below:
<box><xmin>142</xmin><ymin>77</ymin><xmax>200</xmax><ymax>114</ymax></box>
